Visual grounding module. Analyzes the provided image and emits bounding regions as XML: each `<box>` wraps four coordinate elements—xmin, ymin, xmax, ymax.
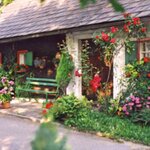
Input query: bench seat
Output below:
<box><xmin>16</xmin><ymin>77</ymin><xmax>59</xmax><ymax>101</ymax></box>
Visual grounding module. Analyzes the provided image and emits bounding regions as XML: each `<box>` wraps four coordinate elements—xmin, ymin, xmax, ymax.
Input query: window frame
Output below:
<box><xmin>137</xmin><ymin>38</ymin><xmax>150</xmax><ymax>59</ymax></box>
<box><xmin>17</xmin><ymin>50</ymin><xmax>28</xmax><ymax>65</ymax></box>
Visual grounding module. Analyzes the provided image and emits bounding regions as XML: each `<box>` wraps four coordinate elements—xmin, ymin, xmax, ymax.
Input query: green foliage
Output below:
<box><xmin>120</xmin><ymin>59</ymin><xmax>150</xmax><ymax>115</ymax></box>
<box><xmin>31</xmin><ymin>122</ymin><xmax>68</xmax><ymax>150</ymax></box>
<box><xmin>49</xmin><ymin>94</ymin><xmax>92</xmax><ymax>120</ymax></box>
<box><xmin>108</xmin><ymin>0</ymin><xmax>124</xmax><ymax>12</ymax></box>
<box><xmin>81</xmin><ymin>41</ymin><xmax>93</xmax><ymax>88</ymax></box>
<box><xmin>1</xmin><ymin>0</ymin><xmax>13</xmax><ymax>6</ymax></box>
<box><xmin>131</xmin><ymin>109</ymin><xmax>150</xmax><ymax>125</ymax></box>
<box><xmin>56</xmin><ymin>42</ymin><xmax>74</xmax><ymax>95</ymax></box>
<box><xmin>80</xmin><ymin>0</ymin><xmax>96</xmax><ymax>7</ymax></box>
<box><xmin>80</xmin><ymin>0</ymin><xmax>124</xmax><ymax>12</ymax></box>
<box><xmin>65</xmin><ymin>109</ymin><xmax>150</xmax><ymax>145</ymax></box>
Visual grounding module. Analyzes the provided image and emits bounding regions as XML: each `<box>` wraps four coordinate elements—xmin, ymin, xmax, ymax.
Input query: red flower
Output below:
<box><xmin>75</xmin><ymin>70</ymin><xmax>82</xmax><ymax>77</ymax></box>
<box><xmin>101</xmin><ymin>32</ymin><xmax>109</xmax><ymax>42</ymax></box>
<box><xmin>95</xmin><ymin>35</ymin><xmax>99</xmax><ymax>39</ymax></box>
<box><xmin>132</xmin><ymin>17</ymin><xmax>140</xmax><ymax>25</ymax></box>
<box><xmin>90</xmin><ymin>74</ymin><xmax>101</xmax><ymax>93</ymax></box>
<box><xmin>127</xmin><ymin>21</ymin><xmax>131</xmax><ymax>26</ymax></box>
<box><xmin>141</xmin><ymin>27</ymin><xmax>147</xmax><ymax>32</ymax></box>
<box><xmin>110</xmin><ymin>38</ymin><xmax>116</xmax><ymax>43</ymax></box>
<box><xmin>123</xmin><ymin>13</ymin><xmax>130</xmax><ymax>18</ymax></box>
<box><xmin>143</xmin><ymin>57</ymin><xmax>150</xmax><ymax>63</ymax></box>
<box><xmin>42</xmin><ymin>109</ymin><xmax>47</xmax><ymax>115</ymax></box>
<box><xmin>110</xmin><ymin>26</ymin><xmax>118</xmax><ymax>33</ymax></box>
<box><xmin>147</xmin><ymin>73</ymin><xmax>150</xmax><ymax>78</ymax></box>
<box><xmin>123</xmin><ymin>24</ymin><xmax>129</xmax><ymax>32</ymax></box>
<box><xmin>45</xmin><ymin>102</ymin><xmax>53</xmax><ymax>109</ymax></box>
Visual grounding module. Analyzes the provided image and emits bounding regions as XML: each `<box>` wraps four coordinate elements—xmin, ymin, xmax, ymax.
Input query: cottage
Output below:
<box><xmin>0</xmin><ymin>0</ymin><xmax>150</xmax><ymax>98</ymax></box>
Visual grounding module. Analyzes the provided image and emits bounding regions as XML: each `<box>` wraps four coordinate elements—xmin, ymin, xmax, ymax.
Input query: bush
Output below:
<box><xmin>49</xmin><ymin>94</ymin><xmax>92</xmax><ymax>121</ymax></box>
<box><xmin>119</xmin><ymin>59</ymin><xmax>150</xmax><ymax>117</ymax></box>
<box><xmin>131</xmin><ymin>109</ymin><xmax>150</xmax><ymax>125</ymax></box>
<box><xmin>31</xmin><ymin>122</ymin><xmax>68</xmax><ymax>150</ymax></box>
<box><xmin>56</xmin><ymin>42</ymin><xmax>74</xmax><ymax>95</ymax></box>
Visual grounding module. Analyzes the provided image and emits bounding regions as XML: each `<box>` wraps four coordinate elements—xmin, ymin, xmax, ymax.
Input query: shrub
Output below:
<box><xmin>49</xmin><ymin>94</ymin><xmax>92</xmax><ymax>121</ymax></box>
<box><xmin>56</xmin><ymin>42</ymin><xmax>74</xmax><ymax>95</ymax></box>
<box><xmin>131</xmin><ymin>109</ymin><xmax>150</xmax><ymax>125</ymax></box>
<box><xmin>31</xmin><ymin>122</ymin><xmax>68</xmax><ymax>150</ymax></box>
<box><xmin>119</xmin><ymin>59</ymin><xmax>150</xmax><ymax>117</ymax></box>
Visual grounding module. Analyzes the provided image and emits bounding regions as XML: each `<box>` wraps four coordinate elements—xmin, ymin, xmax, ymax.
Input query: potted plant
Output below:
<box><xmin>0</xmin><ymin>77</ymin><xmax>14</xmax><ymax>109</ymax></box>
<box><xmin>15</xmin><ymin>64</ymin><xmax>29</xmax><ymax>73</ymax></box>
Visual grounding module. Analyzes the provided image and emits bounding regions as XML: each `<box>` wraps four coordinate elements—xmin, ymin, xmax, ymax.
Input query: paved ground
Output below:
<box><xmin>0</xmin><ymin>99</ymin><xmax>150</xmax><ymax>150</ymax></box>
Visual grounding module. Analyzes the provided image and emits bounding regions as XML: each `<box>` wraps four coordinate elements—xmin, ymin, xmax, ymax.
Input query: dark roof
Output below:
<box><xmin>0</xmin><ymin>0</ymin><xmax>150</xmax><ymax>40</ymax></box>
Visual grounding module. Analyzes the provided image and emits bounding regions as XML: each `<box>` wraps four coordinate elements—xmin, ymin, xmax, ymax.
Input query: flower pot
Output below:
<box><xmin>2</xmin><ymin>102</ymin><xmax>11</xmax><ymax>109</ymax></box>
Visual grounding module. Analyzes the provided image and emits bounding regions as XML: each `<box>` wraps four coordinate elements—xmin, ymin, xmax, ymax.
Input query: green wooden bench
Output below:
<box><xmin>16</xmin><ymin>77</ymin><xmax>59</xmax><ymax>102</ymax></box>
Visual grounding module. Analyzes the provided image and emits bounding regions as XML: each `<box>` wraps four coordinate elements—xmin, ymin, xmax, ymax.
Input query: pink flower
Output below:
<box><xmin>9</xmin><ymin>81</ymin><xmax>14</xmax><ymax>85</ymax></box>
<box><xmin>146</xmin><ymin>102</ymin><xmax>150</xmax><ymax>105</ymax></box>
<box><xmin>136</xmin><ymin>104</ymin><xmax>142</xmax><ymax>108</ymax></box>
<box><xmin>0</xmin><ymin>89</ymin><xmax>7</xmax><ymax>94</ymax></box>
<box><xmin>122</xmin><ymin>105</ymin><xmax>127</xmax><ymax>111</ymax></box>
<box><xmin>135</xmin><ymin>97</ymin><xmax>140</xmax><ymax>104</ymax></box>
<box><xmin>128</xmin><ymin>102</ymin><xmax>134</xmax><ymax>106</ymax></box>
<box><xmin>125</xmin><ymin>111</ymin><xmax>129</xmax><ymax>115</ymax></box>
<box><xmin>148</xmin><ymin>97</ymin><xmax>150</xmax><ymax>100</ymax></box>
<box><xmin>1</xmin><ymin>77</ymin><xmax>7</xmax><ymax>84</ymax></box>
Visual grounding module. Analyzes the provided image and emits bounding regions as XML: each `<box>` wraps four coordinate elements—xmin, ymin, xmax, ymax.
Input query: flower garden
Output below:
<box><xmin>41</xmin><ymin>13</ymin><xmax>150</xmax><ymax>145</ymax></box>
<box><xmin>0</xmin><ymin>13</ymin><xmax>149</xmax><ymax>145</ymax></box>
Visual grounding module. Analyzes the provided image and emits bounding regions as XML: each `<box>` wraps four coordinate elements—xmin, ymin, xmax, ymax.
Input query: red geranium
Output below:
<box><xmin>45</xmin><ymin>102</ymin><xmax>53</xmax><ymax>109</ymax></box>
<box><xmin>95</xmin><ymin>35</ymin><xmax>99</xmax><ymax>39</ymax></box>
<box><xmin>123</xmin><ymin>24</ymin><xmax>129</xmax><ymax>32</ymax></box>
<box><xmin>42</xmin><ymin>109</ymin><xmax>47</xmax><ymax>115</ymax></box>
<box><xmin>110</xmin><ymin>38</ymin><xmax>116</xmax><ymax>43</ymax></box>
<box><xmin>101</xmin><ymin>32</ymin><xmax>109</xmax><ymax>42</ymax></box>
<box><xmin>143</xmin><ymin>57</ymin><xmax>150</xmax><ymax>63</ymax></box>
<box><xmin>147</xmin><ymin>73</ymin><xmax>150</xmax><ymax>78</ymax></box>
<box><xmin>123</xmin><ymin>13</ymin><xmax>130</xmax><ymax>18</ymax></box>
<box><xmin>110</xmin><ymin>26</ymin><xmax>118</xmax><ymax>33</ymax></box>
<box><xmin>75</xmin><ymin>70</ymin><xmax>82</xmax><ymax>77</ymax></box>
<box><xmin>132</xmin><ymin>17</ymin><xmax>140</xmax><ymax>25</ymax></box>
<box><xmin>90</xmin><ymin>74</ymin><xmax>101</xmax><ymax>92</ymax></box>
<box><xmin>141</xmin><ymin>27</ymin><xmax>147</xmax><ymax>32</ymax></box>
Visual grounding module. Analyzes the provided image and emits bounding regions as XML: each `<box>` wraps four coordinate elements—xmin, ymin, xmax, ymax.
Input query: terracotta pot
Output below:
<box><xmin>2</xmin><ymin>102</ymin><xmax>11</xmax><ymax>109</ymax></box>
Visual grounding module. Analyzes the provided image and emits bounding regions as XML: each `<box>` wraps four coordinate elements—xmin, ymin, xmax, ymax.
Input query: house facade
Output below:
<box><xmin>0</xmin><ymin>0</ymin><xmax>150</xmax><ymax>98</ymax></box>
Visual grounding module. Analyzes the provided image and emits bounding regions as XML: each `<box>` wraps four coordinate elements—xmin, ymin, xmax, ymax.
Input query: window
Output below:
<box><xmin>140</xmin><ymin>42</ymin><xmax>150</xmax><ymax>58</ymax></box>
<box><xmin>17</xmin><ymin>50</ymin><xmax>33</xmax><ymax>66</ymax></box>
<box><xmin>125</xmin><ymin>38</ymin><xmax>150</xmax><ymax>64</ymax></box>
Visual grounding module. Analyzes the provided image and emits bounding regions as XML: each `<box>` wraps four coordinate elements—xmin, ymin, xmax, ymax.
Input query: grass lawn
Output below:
<box><xmin>63</xmin><ymin>109</ymin><xmax>150</xmax><ymax>145</ymax></box>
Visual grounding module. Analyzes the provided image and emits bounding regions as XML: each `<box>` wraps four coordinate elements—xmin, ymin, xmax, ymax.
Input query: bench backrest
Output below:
<box><xmin>26</xmin><ymin>77</ymin><xmax>58</xmax><ymax>87</ymax></box>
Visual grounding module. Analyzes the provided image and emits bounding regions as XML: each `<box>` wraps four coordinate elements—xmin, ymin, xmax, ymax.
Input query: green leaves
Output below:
<box><xmin>80</xmin><ymin>0</ymin><xmax>96</xmax><ymax>7</ymax></box>
<box><xmin>109</xmin><ymin>0</ymin><xmax>125</xmax><ymax>12</ymax></box>
<box><xmin>80</xmin><ymin>0</ymin><xmax>125</xmax><ymax>12</ymax></box>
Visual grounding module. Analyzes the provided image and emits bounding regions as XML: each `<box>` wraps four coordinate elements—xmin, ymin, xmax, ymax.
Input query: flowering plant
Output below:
<box><xmin>0</xmin><ymin>77</ymin><xmax>14</xmax><ymax>103</ymax></box>
<box><xmin>15</xmin><ymin>64</ymin><xmax>29</xmax><ymax>72</ymax></box>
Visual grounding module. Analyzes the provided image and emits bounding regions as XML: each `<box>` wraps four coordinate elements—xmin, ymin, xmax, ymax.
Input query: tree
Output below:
<box><xmin>80</xmin><ymin>0</ymin><xmax>124</xmax><ymax>12</ymax></box>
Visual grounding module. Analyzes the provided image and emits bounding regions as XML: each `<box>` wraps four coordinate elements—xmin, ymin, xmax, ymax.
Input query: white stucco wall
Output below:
<box><xmin>66</xmin><ymin>30</ymin><xmax>126</xmax><ymax>99</ymax></box>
